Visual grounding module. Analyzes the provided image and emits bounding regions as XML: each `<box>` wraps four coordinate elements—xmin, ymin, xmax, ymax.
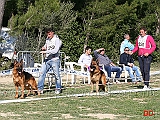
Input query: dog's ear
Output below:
<box><xmin>20</xmin><ymin>59</ymin><xmax>23</xmax><ymax>64</ymax></box>
<box><xmin>10</xmin><ymin>63</ymin><xmax>14</xmax><ymax>68</ymax></box>
<box><xmin>96</xmin><ymin>59</ymin><xmax>99</xmax><ymax>65</ymax></box>
<box><xmin>14</xmin><ymin>60</ymin><xmax>18</xmax><ymax>65</ymax></box>
<box><xmin>92</xmin><ymin>57</ymin><xmax>97</xmax><ymax>61</ymax></box>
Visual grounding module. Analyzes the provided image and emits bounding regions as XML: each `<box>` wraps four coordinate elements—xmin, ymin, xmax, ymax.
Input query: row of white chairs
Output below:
<box><xmin>65</xmin><ymin>62</ymin><xmax>141</xmax><ymax>84</ymax></box>
<box><xmin>64</xmin><ymin>62</ymin><xmax>132</xmax><ymax>84</ymax></box>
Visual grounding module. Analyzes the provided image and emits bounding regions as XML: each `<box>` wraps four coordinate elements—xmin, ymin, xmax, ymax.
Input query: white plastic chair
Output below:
<box><xmin>65</xmin><ymin>62</ymin><xmax>90</xmax><ymax>84</ymax></box>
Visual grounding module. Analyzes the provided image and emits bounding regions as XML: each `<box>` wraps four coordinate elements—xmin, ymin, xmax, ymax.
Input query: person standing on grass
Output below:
<box><xmin>120</xmin><ymin>34</ymin><xmax>134</xmax><ymax>54</ymax></box>
<box><xmin>130</xmin><ymin>27</ymin><xmax>156</xmax><ymax>89</ymax></box>
<box><xmin>38</xmin><ymin>28</ymin><xmax>62</xmax><ymax>95</ymax></box>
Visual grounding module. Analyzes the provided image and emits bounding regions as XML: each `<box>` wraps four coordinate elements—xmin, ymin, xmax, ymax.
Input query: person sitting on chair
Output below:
<box><xmin>78</xmin><ymin>46</ymin><xmax>92</xmax><ymax>71</ymax></box>
<box><xmin>94</xmin><ymin>48</ymin><xmax>122</xmax><ymax>83</ymax></box>
<box><xmin>119</xmin><ymin>47</ymin><xmax>141</xmax><ymax>83</ymax></box>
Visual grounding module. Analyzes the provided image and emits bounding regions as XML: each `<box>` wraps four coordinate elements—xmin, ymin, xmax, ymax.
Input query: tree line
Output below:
<box><xmin>2</xmin><ymin>0</ymin><xmax>160</xmax><ymax>63</ymax></box>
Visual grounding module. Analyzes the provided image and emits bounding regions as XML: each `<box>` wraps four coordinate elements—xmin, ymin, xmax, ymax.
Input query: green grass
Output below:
<box><xmin>0</xmin><ymin>91</ymin><xmax>159</xmax><ymax>120</ymax></box>
<box><xmin>0</xmin><ymin>62</ymin><xmax>160</xmax><ymax>120</ymax></box>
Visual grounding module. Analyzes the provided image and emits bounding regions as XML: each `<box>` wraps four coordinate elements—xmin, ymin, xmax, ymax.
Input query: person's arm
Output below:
<box><xmin>94</xmin><ymin>48</ymin><xmax>104</xmax><ymax>58</ymax></box>
<box><xmin>93</xmin><ymin>50</ymin><xmax>99</xmax><ymax>59</ymax></box>
<box><xmin>131</xmin><ymin>36</ymin><xmax>139</xmax><ymax>54</ymax></box>
<box><xmin>110</xmin><ymin>62</ymin><xmax>116</xmax><ymax>66</ymax></box>
<box><xmin>148</xmin><ymin>35</ymin><xmax>156</xmax><ymax>55</ymax></box>
<box><xmin>120</xmin><ymin>42</ymin><xmax>125</xmax><ymax>54</ymax></box>
<box><xmin>78</xmin><ymin>54</ymin><xmax>84</xmax><ymax>64</ymax></box>
<box><xmin>128</xmin><ymin>42</ymin><xmax>134</xmax><ymax>51</ymax></box>
<box><xmin>78</xmin><ymin>54</ymin><xmax>88</xmax><ymax>68</ymax></box>
<box><xmin>130</xmin><ymin>55</ymin><xmax>134</xmax><ymax>64</ymax></box>
<box><xmin>119</xmin><ymin>54</ymin><xmax>128</xmax><ymax>66</ymax></box>
<box><xmin>41</xmin><ymin>42</ymin><xmax>47</xmax><ymax>50</ymax></box>
<box><xmin>128</xmin><ymin>55</ymin><xmax>134</xmax><ymax>67</ymax></box>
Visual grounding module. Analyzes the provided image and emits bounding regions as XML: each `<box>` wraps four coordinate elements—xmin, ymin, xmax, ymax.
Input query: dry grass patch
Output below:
<box><xmin>61</xmin><ymin>114</ymin><xmax>75</xmax><ymax>119</ymax></box>
<box><xmin>83</xmin><ymin>113</ymin><xmax>120</xmax><ymax>119</ymax></box>
<box><xmin>0</xmin><ymin>112</ymin><xmax>21</xmax><ymax>117</ymax></box>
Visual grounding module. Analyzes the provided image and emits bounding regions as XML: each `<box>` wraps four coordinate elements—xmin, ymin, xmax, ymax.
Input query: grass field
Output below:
<box><xmin>0</xmin><ymin>62</ymin><xmax>160</xmax><ymax>120</ymax></box>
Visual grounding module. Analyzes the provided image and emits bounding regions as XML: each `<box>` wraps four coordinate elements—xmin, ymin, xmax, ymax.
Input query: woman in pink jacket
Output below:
<box><xmin>131</xmin><ymin>27</ymin><xmax>156</xmax><ymax>89</ymax></box>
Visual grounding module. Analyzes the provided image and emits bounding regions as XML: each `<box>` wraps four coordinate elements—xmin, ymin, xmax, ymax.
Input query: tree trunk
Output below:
<box><xmin>0</xmin><ymin>0</ymin><xmax>5</xmax><ymax>32</ymax></box>
<box><xmin>83</xmin><ymin>12</ymin><xmax>94</xmax><ymax>53</ymax></box>
<box><xmin>156</xmin><ymin>18</ymin><xmax>160</xmax><ymax>36</ymax></box>
<box><xmin>37</xmin><ymin>27</ymin><xmax>43</xmax><ymax>52</ymax></box>
<box><xmin>83</xmin><ymin>1</ymin><xmax>97</xmax><ymax>52</ymax></box>
<box><xmin>155</xmin><ymin>11</ymin><xmax>160</xmax><ymax>36</ymax></box>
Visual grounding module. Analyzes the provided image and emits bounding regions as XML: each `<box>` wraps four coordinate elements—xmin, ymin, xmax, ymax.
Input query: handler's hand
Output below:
<box><xmin>129</xmin><ymin>63</ymin><xmax>133</xmax><ymax>67</ymax></box>
<box><xmin>41</xmin><ymin>46</ymin><xmax>46</xmax><ymax>51</ymax></box>
<box><xmin>40</xmin><ymin>51</ymin><xmax>46</xmax><ymax>54</ymax></box>
<box><xmin>99</xmin><ymin>48</ymin><xmax>105</xmax><ymax>51</ymax></box>
<box><xmin>144</xmin><ymin>53</ymin><xmax>149</xmax><ymax>56</ymax></box>
<box><xmin>129</xmin><ymin>51</ymin><xmax>133</xmax><ymax>55</ymax></box>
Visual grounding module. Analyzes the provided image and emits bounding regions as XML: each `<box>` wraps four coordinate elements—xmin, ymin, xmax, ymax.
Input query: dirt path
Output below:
<box><xmin>0</xmin><ymin>76</ymin><xmax>13</xmax><ymax>84</ymax></box>
<box><xmin>0</xmin><ymin>76</ymin><xmax>39</xmax><ymax>84</ymax></box>
<box><xmin>0</xmin><ymin>71</ymin><xmax>159</xmax><ymax>85</ymax></box>
<box><xmin>0</xmin><ymin>75</ymin><xmax>79</xmax><ymax>85</ymax></box>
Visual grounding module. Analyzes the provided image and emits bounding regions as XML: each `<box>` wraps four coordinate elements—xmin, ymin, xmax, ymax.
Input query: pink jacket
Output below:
<box><xmin>132</xmin><ymin>35</ymin><xmax>156</xmax><ymax>56</ymax></box>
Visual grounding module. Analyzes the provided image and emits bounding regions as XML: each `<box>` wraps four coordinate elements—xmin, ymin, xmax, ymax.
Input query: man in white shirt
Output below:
<box><xmin>78</xmin><ymin>46</ymin><xmax>92</xmax><ymax>71</ymax></box>
<box><xmin>38</xmin><ymin>28</ymin><xmax>62</xmax><ymax>95</ymax></box>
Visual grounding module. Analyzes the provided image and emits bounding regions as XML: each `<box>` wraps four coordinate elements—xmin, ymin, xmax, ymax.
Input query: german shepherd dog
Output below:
<box><xmin>12</xmin><ymin>59</ymin><xmax>38</xmax><ymax>99</ymax></box>
<box><xmin>89</xmin><ymin>58</ymin><xmax>107</xmax><ymax>93</ymax></box>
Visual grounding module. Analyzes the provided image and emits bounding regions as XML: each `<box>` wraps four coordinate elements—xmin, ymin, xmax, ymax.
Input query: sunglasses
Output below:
<box><xmin>125</xmin><ymin>50</ymin><xmax>129</xmax><ymax>51</ymax></box>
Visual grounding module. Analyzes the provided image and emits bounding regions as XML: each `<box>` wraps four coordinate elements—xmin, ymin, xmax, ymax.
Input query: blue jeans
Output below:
<box><xmin>124</xmin><ymin>66</ymin><xmax>141</xmax><ymax>82</ymax></box>
<box><xmin>104</xmin><ymin>65</ymin><xmax>122</xmax><ymax>78</ymax></box>
<box><xmin>38</xmin><ymin>59</ymin><xmax>61</xmax><ymax>91</ymax></box>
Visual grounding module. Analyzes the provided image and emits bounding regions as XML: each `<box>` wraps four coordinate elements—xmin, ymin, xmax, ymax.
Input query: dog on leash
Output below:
<box><xmin>12</xmin><ymin>59</ymin><xmax>38</xmax><ymax>99</ymax></box>
<box><xmin>89</xmin><ymin>58</ymin><xmax>107</xmax><ymax>93</ymax></box>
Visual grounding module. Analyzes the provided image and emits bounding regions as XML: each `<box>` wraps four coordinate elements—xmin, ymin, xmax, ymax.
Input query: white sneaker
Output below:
<box><xmin>143</xmin><ymin>85</ymin><xmax>150</xmax><ymax>90</ymax></box>
<box><xmin>116</xmin><ymin>80</ymin><xmax>121</xmax><ymax>84</ymax></box>
<box><xmin>55</xmin><ymin>90</ymin><xmax>61</xmax><ymax>94</ymax></box>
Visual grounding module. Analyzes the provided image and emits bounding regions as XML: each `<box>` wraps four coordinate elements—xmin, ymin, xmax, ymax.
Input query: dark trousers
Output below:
<box><xmin>138</xmin><ymin>55</ymin><xmax>152</xmax><ymax>86</ymax></box>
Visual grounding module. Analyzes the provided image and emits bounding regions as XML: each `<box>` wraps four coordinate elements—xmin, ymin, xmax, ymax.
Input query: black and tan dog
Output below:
<box><xmin>89</xmin><ymin>58</ymin><xmax>107</xmax><ymax>93</ymax></box>
<box><xmin>12</xmin><ymin>59</ymin><xmax>38</xmax><ymax>99</ymax></box>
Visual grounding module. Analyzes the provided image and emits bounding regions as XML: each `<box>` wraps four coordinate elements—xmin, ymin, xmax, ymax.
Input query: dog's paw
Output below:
<box><xmin>15</xmin><ymin>96</ymin><xmax>18</xmax><ymax>99</ymax></box>
<box><xmin>32</xmin><ymin>92</ymin><xmax>36</xmax><ymax>96</ymax></box>
<box><xmin>15</xmin><ymin>94</ymin><xmax>19</xmax><ymax>99</ymax></box>
<box><xmin>38</xmin><ymin>92</ymin><xmax>41</xmax><ymax>96</ymax></box>
<box><xmin>90</xmin><ymin>91</ymin><xmax>94</xmax><ymax>93</ymax></box>
<box><xmin>20</xmin><ymin>96</ymin><xmax>24</xmax><ymax>99</ymax></box>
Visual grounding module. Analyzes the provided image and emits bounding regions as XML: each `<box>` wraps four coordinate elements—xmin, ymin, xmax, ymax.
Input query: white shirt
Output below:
<box><xmin>138</xmin><ymin>35</ymin><xmax>148</xmax><ymax>48</ymax></box>
<box><xmin>43</xmin><ymin>34</ymin><xmax>62</xmax><ymax>59</ymax></box>
<box><xmin>78</xmin><ymin>53</ymin><xmax>92</xmax><ymax>66</ymax></box>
